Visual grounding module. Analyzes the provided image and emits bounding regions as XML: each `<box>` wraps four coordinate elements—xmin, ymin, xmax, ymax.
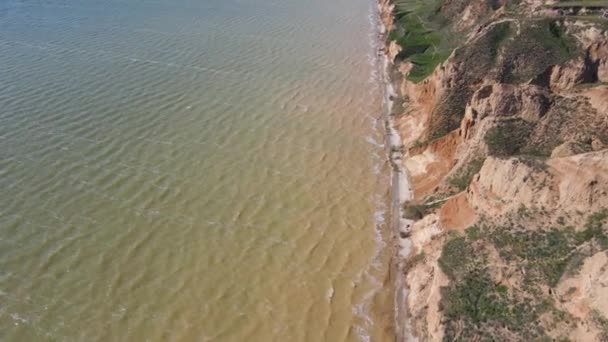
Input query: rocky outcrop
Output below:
<box><xmin>381</xmin><ymin>0</ymin><xmax>608</xmax><ymax>339</ymax></box>
<box><xmin>460</xmin><ymin>83</ymin><xmax>551</xmax><ymax>139</ymax></box>
<box><xmin>590</xmin><ymin>39</ymin><xmax>608</xmax><ymax>82</ymax></box>
<box><xmin>584</xmin><ymin>85</ymin><xmax>608</xmax><ymax>114</ymax></box>
<box><xmin>406</xmin><ymin>131</ymin><xmax>460</xmax><ymax>199</ymax></box>
<box><xmin>468</xmin><ymin>151</ymin><xmax>608</xmax><ymax>218</ymax></box>
<box><xmin>388</xmin><ymin>41</ymin><xmax>402</xmax><ymax>63</ymax></box>
<box><xmin>467</xmin><ymin>157</ymin><xmax>555</xmax><ymax>215</ymax></box>
<box><xmin>551</xmin><ymin>140</ymin><xmax>592</xmax><ymax>157</ymax></box>
<box><xmin>378</xmin><ymin>0</ymin><xmax>394</xmax><ymax>33</ymax></box>
<box><xmin>548</xmin><ymin>150</ymin><xmax>608</xmax><ymax>211</ymax></box>
<box><xmin>541</xmin><ymin>37</ymin><xmax>608</xmax><ymax>91</ymax></box>
<box><xmin>556</xmin><ymin>251</ymin><xmax>608</xmax><ymax>341</ymax></box>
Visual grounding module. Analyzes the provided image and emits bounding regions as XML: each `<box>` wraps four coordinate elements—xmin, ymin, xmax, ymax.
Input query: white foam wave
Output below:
<box><xmin>364</xmin><ymin>135</ymin><xmax>384</xmax><ymax>148</ymax></box>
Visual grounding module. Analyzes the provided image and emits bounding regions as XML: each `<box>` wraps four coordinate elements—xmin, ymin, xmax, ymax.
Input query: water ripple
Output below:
<box><xmin>0</xmin><ymin>0</ymin><xmax>392</xmax><ymax>341</ymax></box>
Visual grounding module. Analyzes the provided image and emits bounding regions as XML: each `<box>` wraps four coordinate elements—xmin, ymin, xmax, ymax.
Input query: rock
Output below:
<box><xmin>548</xmin><ymin>150</ymin><xmax>608</xmax><ymax>211</ymax></box>
<box><xmin>589</xmin><ymin>40</ymin><xmax>608</xmax><ymax>82</ymax></box>
<box><xmin>556</xmin><ymin>251</ymin><xmax>608</xmax><ymax>342</ymax></box>
<box><xmin>388</xmin><ymin>40</ymin><xmax>402</xmax><ymax>64</ymax></box>
<box><xmin>545</xmin><ymin>38</ymin><xmax>608</xmax><ymax>91</ymax></box>
<box><xmin>469</xmin><ymin>150</ymin><xmax>608</xmax><ymax>216</ymax></box>
<box><xmin>551</xmin><ymin>140</ymin><xmax>590</xmax><ymax>158</ymax></box>
<box><xmin>461</xmin><ymin>83</ymin><xmax>551</xmax><ymax>136</ymax></box>
<box><xmin>583</xmin><ymin>86</ymin><xmax>608</xmax><ymax>114</ymax></box>
<box><xmin>468</xmin><ymin>157</ymin><xmax>555</xmax><ymax>216</ymax></box>
<box><xmin>592</xmin><ymin>138</ymin><xmax>606</xmax><ymax>151</ymax></box>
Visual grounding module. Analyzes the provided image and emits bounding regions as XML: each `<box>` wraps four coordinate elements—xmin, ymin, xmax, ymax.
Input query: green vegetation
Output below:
<box><xmin>403</xmin><ymin>204</ymin><xmax>426</xmax><ymax>220</ymax></box>
<box><xmin>576</xmin><ymin>209</ymin><xmax>608</xmax><ymax>249</ymax></box>
<box><xmin>428</xmin><ymin>21</ymin><xmax>514</xmax><ymax>140</ymax></box>
<box><xmin>484</xmin><ymin>119</ymin><xmax>535</xmax><ymax>156</ymax></box>
<box><xmin>426</xmin><ymin>18</ymin><xmax>577</xmax><ymax>141</ymax></box>
<box><xmin>404</xmin><ymin>251</ymin><xmax>426</xmax><ymax>271</ymax></box>
<box><xmin>441</xmin><ymin>270</ymin><xmax>544</xmax><ymax>340</ymax></box>
<box><xmin>491</xmin><ymin>209</ymin><xmax>608</xmax><ymax>286</ymax></box>
<box><xmin>492</xmin><ymin>227</ymin><xmax>574</xmax><ymax>286</ymax></box>
<box><xmin>407</xmin><ymin>50</ymin><xmax>451</xmax><ymax>83</ymax></box>
<box><xmin>389</xmin><ymin>0</ymin><xmax>581</xmax><ymax>144</ymax></box>
<box><xmin>411</xmin><ymin>138</ymin><xmax>429</xmax><ymax>150</ymax></box>
<box><xmin>388</xmin><ymin>0</ymin><xmax>459</xmax><ymax>83</ymax></box>
<box><xmin>403</xmin><ymin>196</ymin><xmax>446</xmax><ymax>220</ymax></box>
<box><xmin>403</xmin><ymin>201</ymin><xmax>433</xmax><ymax>220</ymax></box>
<box><xmin>438</xmin><ymin>210</ymin><xmax>608</xmax><ymax>340</ymax></box>
<box><xmin>592</xmin><ymin>310</ymin><xmax>608</xmax><ymax>341</ymax></box>
<box><xmin>485</xmin><ymin>20</ymin><xmax>513</xmax><ymax>61</ymax></box>
<box><xmin>439</xmin><ymin>233</ymin><xmax>549</xmax><ymax>340</ymax></box>
<box><xmin>502</xmin><ymin>20</ymin><xmax>578</xmax><ymax>84</ymax></box>
<box><xmin>448</xmin><ymin>158</ymin><xmax>486</xmax><ymax>191</ymax></box>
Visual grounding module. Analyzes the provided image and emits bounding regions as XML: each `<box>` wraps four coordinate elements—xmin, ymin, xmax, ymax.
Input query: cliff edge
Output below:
<box><xmin>379</xmin><ymin>0</ymin><xmax>608</xmax><ymax>340</ymax></box>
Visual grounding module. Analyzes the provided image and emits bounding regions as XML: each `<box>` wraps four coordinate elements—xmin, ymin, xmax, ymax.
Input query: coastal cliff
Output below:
<box><xmin>379</xmin><ymin>0</ymin><xmax>608</xmax><ymax>340</ymax></box>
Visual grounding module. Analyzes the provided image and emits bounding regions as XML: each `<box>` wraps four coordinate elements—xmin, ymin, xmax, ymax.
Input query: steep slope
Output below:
<box><xmin>379</xmin><ymin>0</ymin><xmax>608</xmax><ymax>339</ymax></box>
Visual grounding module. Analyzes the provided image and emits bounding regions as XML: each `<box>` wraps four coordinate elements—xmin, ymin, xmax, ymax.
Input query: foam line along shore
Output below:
<box><xmin>373</xmin><ymin>1</ymin><xmax>416</xmax><ymax>340</ymax></box>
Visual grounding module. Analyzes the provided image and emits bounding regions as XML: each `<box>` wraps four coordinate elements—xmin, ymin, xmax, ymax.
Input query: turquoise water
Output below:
<box><xmin>0</xmin><ymin>0</ymin><xmax>392</xmax><ymax>340</ymax></box>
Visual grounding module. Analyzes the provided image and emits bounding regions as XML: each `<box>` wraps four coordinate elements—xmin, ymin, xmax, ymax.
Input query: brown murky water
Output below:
<box><xmin>0</xmin><ymin>0</ymin><xmax>393</xmax><ymax>340</ymax></box>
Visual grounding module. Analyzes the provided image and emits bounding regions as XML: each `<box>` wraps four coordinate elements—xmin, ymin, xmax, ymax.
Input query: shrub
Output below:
<box><xmin>500</xmin><ymin>20</ymin><xmax>578</xmax><ymax>84</ymax></box>
<box><xmin>438</xmin><ymin>235</ymin><xmax>476</xmax><ymax>280</ymax></box>
<box><xmin>439</xmin><ymin>233</ymin><xmax>548</xmax><ymax>340</ymax></box>
<box><xmin>403</xmin><ymin>203</ymin><xmax>427</xmax><ymax>220</ymax></box>
<box><xmin>491</xmin><ymin>210</ymin><xmax>608</xmax><ymax>287</ymax></box>
<box><xmin>427</xmin><ymin>21</ymin><xmax>514</xmax><ymax>140</ymax></box>
<box><xmin>403</xmin><ymin>198</ymin><xmax>443</xmax><ymax>220</ymax></box>
<box><xmin>491</xmin><ymin>227</ymin><xmax>574</xmax><ymax>286</ymax></box>
<box><xmin>404</xmin><ymin>251</ymin><xmax>426</xmax><ymax>272</ymax></box>
<box><xmin>448</xmin><ymin>158</ymin><xmax>486</xmax><ymax>191</ymax></box>
<box><xmin>485</xmin><ymin>119</ymin><xmax>535</xmax><ymax>156</ymax></box>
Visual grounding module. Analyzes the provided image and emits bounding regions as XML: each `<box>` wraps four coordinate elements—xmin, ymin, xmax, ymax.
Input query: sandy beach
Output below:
<box><xmin>375</xmin><ymin>5</ymin><xmax>416</xmax><ymax>340</ymax></box>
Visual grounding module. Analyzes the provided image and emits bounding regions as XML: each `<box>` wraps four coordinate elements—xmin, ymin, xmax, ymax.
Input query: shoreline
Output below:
<box><xmin>374</xmin><ymin>3</ymin><xmax>415</xmax><ymax>341</ymax></box>
<box><xmin>371</xmin><ymin>0</ymin><xmax>608</xmax><ymax>339</ymax></box>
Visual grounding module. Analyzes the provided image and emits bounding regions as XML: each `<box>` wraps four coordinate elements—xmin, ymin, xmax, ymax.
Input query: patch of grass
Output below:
<box><xmin>491</xmin><ymin>209</ymin><xmax>608</xmax><ymax>287</ymax></box>
<box><xmin>592</xmin><ymin>310</ymin><xmax>608</xmax><ymax>341</ymax></box>
<box><xmin>466</xmin><ymin>224</ymin><xmax>483</xmax><ymax>240</ymax></box>
<box><xmin>403</xmin><ymin>203</ymin><xmax>426</xmax><ymax>220</ymax></box>
<box><xmin>501</xmin><ymin>20</ymin><xmax>579</xmax><ymax>84</ymax></box>
<box><xmin>575</xmin><ymin>209</ymin><xmax>608</xmax><ymax>249</ymax></box>
<box><xmin>448</xmin><ymin>158</ymin><xmax>486</xmax><ymax>191</ymax></box>
<box><xmin>485</xmin><ymin>119</ymin><xmax>535</xmax><ymax>157</ymax></box>
<box><xmin>427</xmin><ymin>21</ymin><xmax>513</xmax><ymax>140</ymax></box>
<box><xmin>518</xmin><ymin>204</ymin><xmax>531</xmax><ymax>219</ymax></box>
<box><xmin>425</xmin><ymin>19</ymin><xmax>578</xmax><ymax>142</ymax></box>
<box><xmin>411</xmin><ymin>139</ymin><xmax>429</xmax><ymax>150</ymax></box>
<box><xmin>486</xmin><ymin>20</ymin><xmax>513</xmax><ymax>60</ymax></box>
<box><xmin>404</xmin><ymin>251</ymin><xmax>426</xmax><ymax>271</ymax></box>
<box><xmin>442</xmin><ymin>270</ymin><xmax>511</xmax><ymax>323</ymax></box>
<box><xmin>492</xmin><ymin>227</ymin><xmax>574</xmax><ymax>286</ymax></box>
<box><xmin>390</xmin><ymin>0</ymin><xmax>460</xmax><ymax>83</ymax></box>
<box><xmin>438</xmin><ymin>211</ymin><xmax>608</xmax><ymax>339</ymax></box>
<box><xmin>439</xmin><ymin>235</ymin><xmax>478</xmax><ymax>280</ymax></box>
<box><xmin>407</xmin><ymin>50</ymin><xmax>452</xmax><ymax>83</ymax></box>
<box><xmin>403</xmin><ymin>199</ymin><xmax>442</xmax><ymax>220</ymax></box>
<box><xmin>439</xmin><ymin>233</ymin><xmax>550</xmax><ymax>340</ymax></box>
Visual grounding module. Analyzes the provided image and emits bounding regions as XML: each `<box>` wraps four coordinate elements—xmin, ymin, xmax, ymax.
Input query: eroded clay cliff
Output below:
<box><xmin>381</xmin><ymin>0</ymin><xmax>608</xmax><ymax>339</ymax></box>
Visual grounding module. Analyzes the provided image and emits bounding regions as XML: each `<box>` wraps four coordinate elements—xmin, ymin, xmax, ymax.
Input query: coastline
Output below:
<box><xmin>371</xmin><ymin>0</ymin><xmax>608</xmax><ymax>339</ymax></box>
<box><xmin>374</xmin><ymin>3</ymin><xmax>415</xmax><ymax>341</ymax></box>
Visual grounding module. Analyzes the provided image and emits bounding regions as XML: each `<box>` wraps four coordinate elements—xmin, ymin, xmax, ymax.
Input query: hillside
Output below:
<box><xmin>379</xmin><ymin>0</ymin><xmax>608</xmax><ymax>340</ymax></box>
